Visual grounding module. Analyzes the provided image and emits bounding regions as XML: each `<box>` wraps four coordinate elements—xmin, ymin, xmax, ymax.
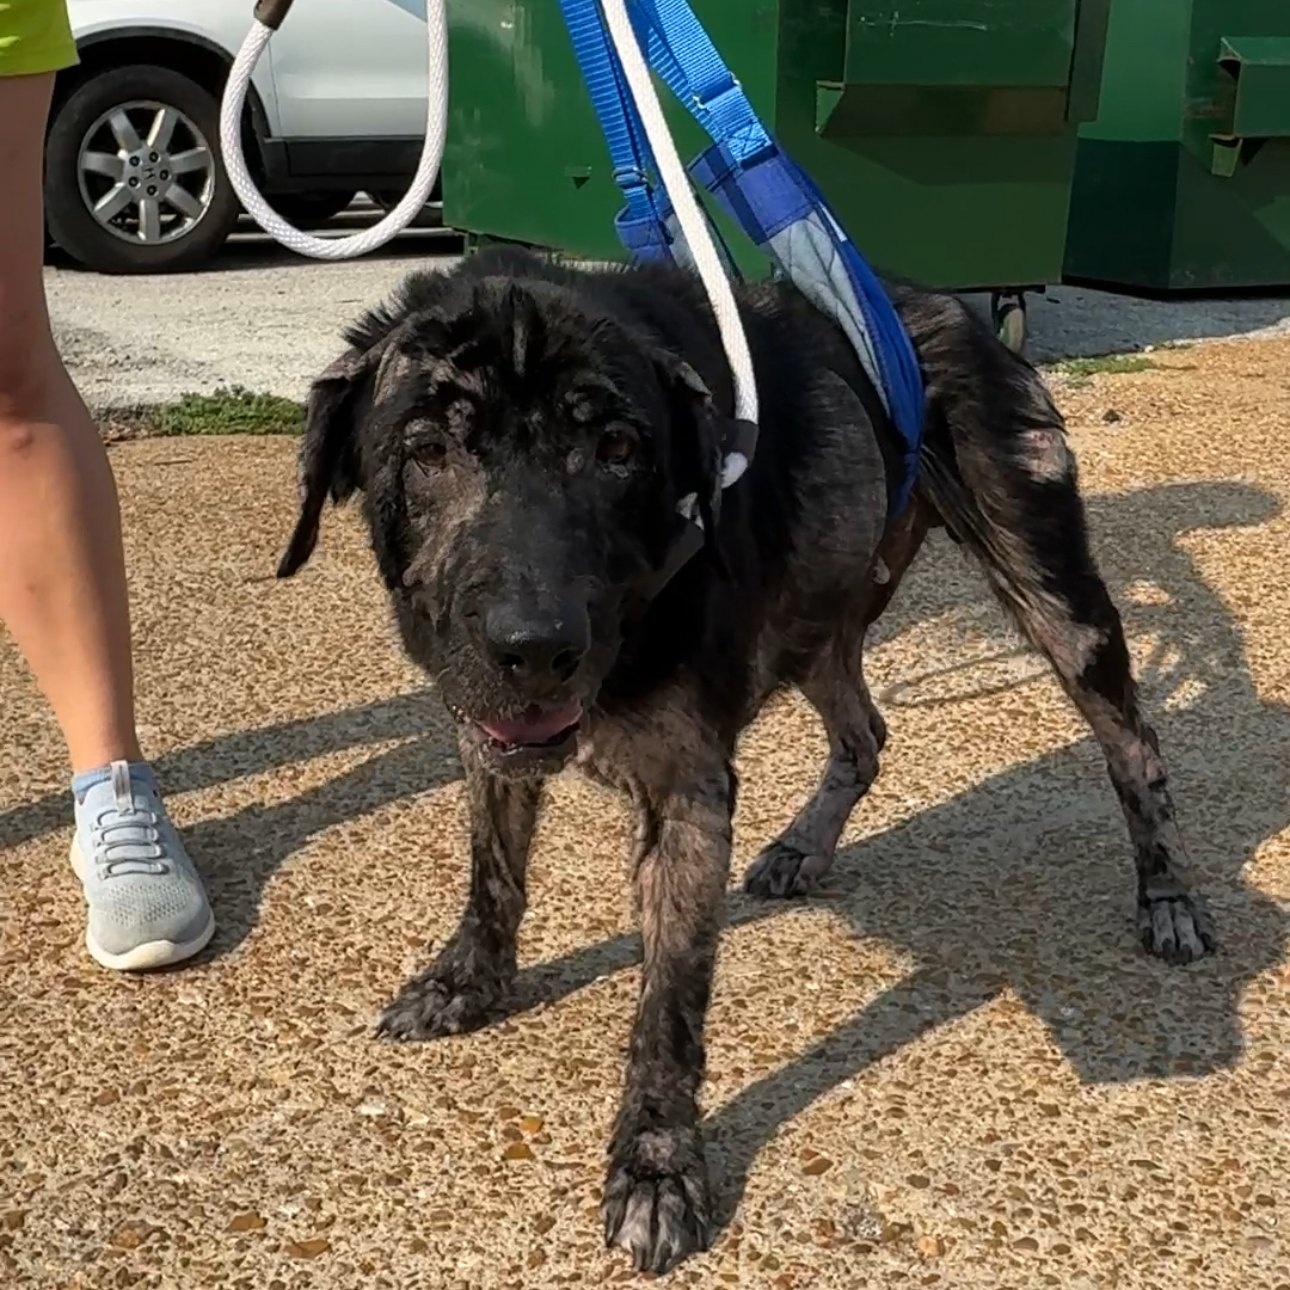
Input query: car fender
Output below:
<box><xmin>65</xmin><ymin>0</ymin><xmax>284</xmax><ymax>136</ymax></box>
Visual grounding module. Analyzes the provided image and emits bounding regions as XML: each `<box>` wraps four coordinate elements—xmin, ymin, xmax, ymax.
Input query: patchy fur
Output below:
<box><xmin>279</xmin><ymin>247</ymin><xmax>1214</xmax><ymax>1272</ymax></box>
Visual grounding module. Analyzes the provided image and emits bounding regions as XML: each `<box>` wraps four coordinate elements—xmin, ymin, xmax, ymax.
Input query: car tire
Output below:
<box><xmin>370</xmin><ymin>185</ymin><xmax>443</xmax><ymax>227</ymax></box>
<box><xmin>45</xmin><ymin>64</ymin><xmax>241</xmax><ymax>274</ymax></box>
<box><xmin>271</xmin><ymin>190</ymin><xmax>357</xmax><ymax>226</ymax></box>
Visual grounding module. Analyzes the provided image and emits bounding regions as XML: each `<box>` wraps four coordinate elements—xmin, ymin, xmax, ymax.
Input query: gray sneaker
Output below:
<box><xmin>70</xmin><ymin>760</ymin><xmax>215</xmax><ymax>971</ymax></box>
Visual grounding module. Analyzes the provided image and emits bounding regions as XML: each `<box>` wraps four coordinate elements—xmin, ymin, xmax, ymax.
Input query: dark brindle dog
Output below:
<box><xmin>278</xmin><ymin>247</ymin><xmax>1215</xmax><ymax>1272</ymax></box>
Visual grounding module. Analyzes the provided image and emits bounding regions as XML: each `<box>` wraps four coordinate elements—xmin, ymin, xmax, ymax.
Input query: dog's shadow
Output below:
<box><xmin>503</xmin><ymin>478</ymin><xmax>1290</xmax><ymax>1231</ymax></box>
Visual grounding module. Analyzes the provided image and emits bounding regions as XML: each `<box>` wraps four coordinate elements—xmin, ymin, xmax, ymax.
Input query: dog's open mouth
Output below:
<box><xmin>478</xmin><ymin>702</ymin><xmax>583</xmax><ymax>750</ymax></box>
<box><xmin>454</xmin><ymin>700</ymin><xmax>584</xmax><ymax>769</ymax></box>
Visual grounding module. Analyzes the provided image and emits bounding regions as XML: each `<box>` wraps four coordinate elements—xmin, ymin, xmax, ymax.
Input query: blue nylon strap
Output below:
<box><xmin>689</xmin><ymin>142</ymin><xmax>809</xmax><ymax>243</ymax></box>
<box><xmin>692</xmin><ymin>141</ymin><xmax>924</xmax><ymax>513</ymax></box>
<box><xmin>560</xmin><ymin>0</ymin><xmax>746</xmax><ymax>269</ymax></box>
<box><xmin>791</xmin><ymin>160</ymin><xmax>925</xmax><ymax>455</ymax></box>
<box><xmin>557</xmin><ymin>0</ymin><xmax>666</xmax><ymax>233</ymax></box>
<box><xmin>626</xmin><ymin>0</ymin><xmax>772</xmax><ymax>164</ymax></box>
<box><xmin>692</xmin><ymin>143</ymin><xmax>923</xmax><ymax>422</ymax></box>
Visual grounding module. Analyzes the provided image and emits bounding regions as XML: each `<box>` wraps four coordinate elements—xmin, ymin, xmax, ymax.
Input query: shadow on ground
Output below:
<box><xmin>0</xmin><ymin>689</ymin><xmax>461</xmax><ymax>961</ymax></box>
<box><xmin>4</xmin><ymin>479</ymin><xmax>1287</xmax><ymax>1234</ymax></box>
<box><xmin>44</xmin><ymin>222</ymin><xmax>462</xmax><ymax>277</ymax></box>
<box><xmin>964</xmin><ymin>288</ymin><xmax>1290</xmax><ymax>363</ymax></box>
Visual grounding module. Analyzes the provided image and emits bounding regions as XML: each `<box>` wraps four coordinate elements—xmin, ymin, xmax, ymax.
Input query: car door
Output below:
<box><xmin>265</xmin><ymin>0</ymin><xmax>428</xmax><ymax>139</ymax></box>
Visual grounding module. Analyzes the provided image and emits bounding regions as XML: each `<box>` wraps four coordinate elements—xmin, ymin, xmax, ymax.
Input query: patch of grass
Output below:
<box><xmin>1056</xmin><ymin>353</ymin><xmax>1161</xmax><ymax>379</ymax></box>
<box><xmin>101</xmin><ymin>385</ymin><xmax>304</xmax><ymax>440</ymax></box>
<box><xmin>149</xmin><ymin>386</ymin><xmax>305</xmax><ymax>436</ymax></box>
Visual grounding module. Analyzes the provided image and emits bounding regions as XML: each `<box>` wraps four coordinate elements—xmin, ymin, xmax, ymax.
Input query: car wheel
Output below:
<box><xmin>271</xmin><ymin>190</ymin><xmax>357</xmax><ymax>226</ymax></box>
<box><xmin>45</xmin><ymin>64</ymin><xmax>240</xmax><ymax>274</ymax></box>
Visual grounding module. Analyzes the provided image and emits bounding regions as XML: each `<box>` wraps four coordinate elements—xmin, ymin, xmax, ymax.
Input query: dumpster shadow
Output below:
<box><xmin>962</xmin><ymin>286</ymin><xmax>1290</xmax><ymax>364</ymax></box>
<box><xmin>496</xmin><ymin>477</ymin><xmax>1290</xmax><ymax>1236</ymax></box>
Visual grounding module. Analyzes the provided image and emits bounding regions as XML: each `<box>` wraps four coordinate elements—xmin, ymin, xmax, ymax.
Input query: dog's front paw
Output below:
<box><xmin>1139</xmin><ymin>890</ymin><xmax>1217</xmax><ymax>965</ymax></box>
<box><xmin>376</xmin><ymin>956</ymin><xmax>507</xmax><ymax>1041</ymax></box>
<box><xmin>603</xmin><ymin>1129</ymin><xmax>712</xmax><ymax>1274</ymax></box>
<box><xmin>743</xmin><ymin>840</ymin><xmax>831</xmax><ymax>899</ymax></box>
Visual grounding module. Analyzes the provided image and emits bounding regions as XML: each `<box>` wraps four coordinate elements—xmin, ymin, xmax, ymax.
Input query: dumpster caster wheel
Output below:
<box><xmin>991</xmin><ymin>292</ymin><xmax>1027</xmax><ymax>354</ymax></box>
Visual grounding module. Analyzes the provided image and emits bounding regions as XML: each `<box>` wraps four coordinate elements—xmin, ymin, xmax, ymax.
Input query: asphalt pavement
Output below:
<box><xmin>44</xmin><ymin>218</ymin><xmax>1290</xmax><ymax>409</ymax></box>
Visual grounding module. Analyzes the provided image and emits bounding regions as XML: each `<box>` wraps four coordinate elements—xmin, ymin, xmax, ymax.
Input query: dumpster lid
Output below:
<box><xmin>1219</xmin><ymin>36</ymin><xmax>1290</xmax><ymax>140</ymax></box>
<box><xmin>1219</xmin><ymin>35</ymin><xmax>1290</xmax><ymax>68</ymax></box>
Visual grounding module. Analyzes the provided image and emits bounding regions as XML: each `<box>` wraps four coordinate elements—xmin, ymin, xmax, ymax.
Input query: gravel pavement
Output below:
<box><xmin>44</xmin><ymin>225</ymin><xmax>1290</xmax><ymax>408</ymax></box>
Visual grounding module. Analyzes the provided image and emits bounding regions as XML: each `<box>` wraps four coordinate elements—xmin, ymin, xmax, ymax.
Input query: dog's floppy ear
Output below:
<box><xmin>277</xmin><ymin>347</ymin><xmax>380</xmax><ymax>578</ymax></box>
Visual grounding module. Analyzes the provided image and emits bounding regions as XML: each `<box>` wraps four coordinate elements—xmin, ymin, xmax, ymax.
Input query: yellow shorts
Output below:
<box><xmin>0</xmin><ymin>0</ymin><xmax>79</xmax><ymax>77</ymax></box>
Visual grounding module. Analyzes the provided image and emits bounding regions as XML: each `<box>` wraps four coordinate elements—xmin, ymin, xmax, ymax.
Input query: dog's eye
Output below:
<box><xmin>597</xmin><ymin>427</ymin><xmax>637</xmax><ymax>466</ymax></box>
<box><xmin>410</xmin><ymin>439</ymin><xmax>448</xmax><ymax>474</ymax></box>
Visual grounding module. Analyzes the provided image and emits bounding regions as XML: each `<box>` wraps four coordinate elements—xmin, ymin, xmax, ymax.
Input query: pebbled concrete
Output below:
<box><xmin>2</xmin><ymin>336</ymin><xmax>1288</xmax><ymax>1289</ymax></box>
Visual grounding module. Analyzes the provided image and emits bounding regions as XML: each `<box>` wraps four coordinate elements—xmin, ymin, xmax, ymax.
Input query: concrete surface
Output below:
<box><xmin>45</xmin><ymin>229</ymin><xmax>463</xmax><ymax>409</ymax></box>
<box><xmin>44</xmin><ymin>231</ymin><xmax>1290</xmax><ymax>406</ymax></box>
<box><xmin>2</xmin><ymin>326</ymin><xmax>1289</xmax><ymax>1288</ymax></box>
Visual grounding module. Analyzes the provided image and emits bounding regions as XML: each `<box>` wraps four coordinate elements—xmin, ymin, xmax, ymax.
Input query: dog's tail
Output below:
<box><xmin>900</xmin><ymin>290</ymin><xmax>1095</xmax><ymax>624</ymax></box>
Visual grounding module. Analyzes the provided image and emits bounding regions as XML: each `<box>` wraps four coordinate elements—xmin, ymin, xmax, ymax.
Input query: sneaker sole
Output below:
<box><xmin>69</xmin><ymin>839</ymin><xmax>217</xmax><ymax>972</ymax></box>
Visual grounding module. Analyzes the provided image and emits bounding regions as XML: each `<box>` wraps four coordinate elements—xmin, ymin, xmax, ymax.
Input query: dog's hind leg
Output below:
<box><xmin>744</xmin><ymin>643</ymin><xmax>885</xmax><ymax>899</ymax></box>
<box><xmin>917</xmin><ymin>323</ymin><xmax>1215</xmax><ymax>964</ymax></box>
<box><xmin>1002</xmin><ymin>574</ymin><xmax>1215</xmax><ymax>964</ymax></box>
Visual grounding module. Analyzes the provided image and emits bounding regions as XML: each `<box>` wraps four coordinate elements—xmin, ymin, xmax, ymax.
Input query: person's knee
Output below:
<box><xmin>0</xmin><ymin>364</ymin><xmax>60</xmax><ymax>462</ymax></box>
<box><xmin>0</xmin><ymin>416</ymin><xmax>48</xmax><ymax>465</ymax></box>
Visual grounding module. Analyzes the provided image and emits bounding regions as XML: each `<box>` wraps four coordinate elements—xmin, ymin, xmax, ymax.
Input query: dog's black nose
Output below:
<box><xmin>483</xmin><ymin>602</ymin><xmax>589</xmax><ymax>683</ymax></box>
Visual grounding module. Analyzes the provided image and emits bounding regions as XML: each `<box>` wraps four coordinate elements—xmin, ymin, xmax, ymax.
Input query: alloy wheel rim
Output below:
<box><xmin>76</xmin><ymin>99</ymin><xmax>216</xmax><ymax>247</ymax></box>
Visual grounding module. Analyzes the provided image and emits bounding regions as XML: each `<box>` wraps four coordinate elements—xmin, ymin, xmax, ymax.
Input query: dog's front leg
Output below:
<box><xmin>377</xmin><ymin>764</ymin><xmax>541</xmax><ymax>1041</ymax></box>
<box><xmin>603</xmin><ymin>758</ymin><xmax>733</xmax><ymax>1273</ymax></box>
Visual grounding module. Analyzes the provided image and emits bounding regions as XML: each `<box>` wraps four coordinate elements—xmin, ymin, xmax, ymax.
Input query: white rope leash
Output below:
<box><xmin>597</xmin><ymin>0</ymin><xmax>758</xmax><ymax>470</ymax></box>
<box><xmin>220</xmin><ymin>0</ymin><xmax>757</xmax><ymax>475</ymax></box>
<box><xmin>218</xmin><ymin>0</ymin><xmax>447</xmax><ymax>259</ymax></box>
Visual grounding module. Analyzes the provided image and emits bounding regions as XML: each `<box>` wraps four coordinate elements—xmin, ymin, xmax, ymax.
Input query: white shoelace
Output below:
<box><xmin>90</xmin><ymin>807</ymin><xmax>168</xmax><ymax>877</ymax></box>
<box><xmin>83</xmin><ymin>762</ymin><xmax>169</xmax><ymax>877</ymax></box>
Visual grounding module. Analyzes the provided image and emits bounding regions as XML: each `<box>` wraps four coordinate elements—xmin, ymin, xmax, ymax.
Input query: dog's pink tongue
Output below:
<box><xmin>480</xmin><ymin>702</ymin><xmax>582</xmax><ymax>745</ymax></box>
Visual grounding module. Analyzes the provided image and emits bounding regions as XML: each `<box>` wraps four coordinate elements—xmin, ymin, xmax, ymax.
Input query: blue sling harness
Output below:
<box><xmin>557</xmin><ymin>0</ymin><xmax>925</xmax><ymax>555</ymax></box>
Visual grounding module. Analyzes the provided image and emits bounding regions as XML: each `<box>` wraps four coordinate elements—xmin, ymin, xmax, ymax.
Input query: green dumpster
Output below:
<box><xmin>1065</xmin><ymin>0</ymin><xmax>1290</xmax><ymax>291</ymax></box>
<box><xmin>443</xmin><ymin>0</ymin><xmax>1112</xmax><ymax>345</ymax></box>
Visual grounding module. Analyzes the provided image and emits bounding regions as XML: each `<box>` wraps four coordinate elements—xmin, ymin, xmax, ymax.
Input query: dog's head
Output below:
<box><xmin>278</xmin><ymin>261</ymin><xmax>726</xmax><ymax>775</ymax></box>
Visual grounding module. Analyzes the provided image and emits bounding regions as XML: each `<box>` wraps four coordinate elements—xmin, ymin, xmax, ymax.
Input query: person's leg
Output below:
<box><xmin>0</xmin><ymin>65</ymin><xmax>214</xmax><ymax>970</ymax></box>
<box><xmin>0</xmin><ymin>71</ymin><xmax>140</xmax><ymax>772</ymax></box>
